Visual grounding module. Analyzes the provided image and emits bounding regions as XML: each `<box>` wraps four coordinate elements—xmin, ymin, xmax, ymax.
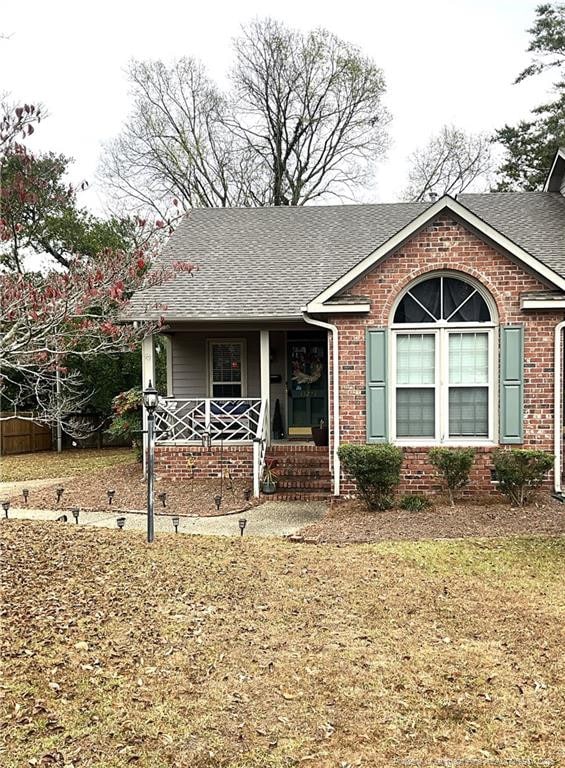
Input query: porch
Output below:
<box><xmin>141</xmin><ymin>325</ymin><xmax>332</xmax><ymax>497</ymax></box>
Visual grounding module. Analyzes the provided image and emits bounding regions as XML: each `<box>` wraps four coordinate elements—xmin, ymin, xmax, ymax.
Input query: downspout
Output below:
<box><xmin>301</xmin><ymin>311</ymin><xmax>340</xmax><ymax>495</ymax></box>
<box><xmin>554</xmin><ymin>320</ymin><xmax>565</xmax><ymax>493</ymax></box>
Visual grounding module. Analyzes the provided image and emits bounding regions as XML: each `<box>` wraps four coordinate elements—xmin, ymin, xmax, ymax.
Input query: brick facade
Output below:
<box><xmin>155</xmin><ymin>444</ymin><xmax>253</xmax><ymax>482</ymax></box>
<box><xmin>329</xmin><ymin>214</ymin><xmax>565</xmax><ymax>495</ymax></box>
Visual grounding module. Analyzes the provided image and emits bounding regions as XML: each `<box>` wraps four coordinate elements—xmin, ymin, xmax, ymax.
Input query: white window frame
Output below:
<box><xmin>390</xmin><ymin>327</ymin><xmax>496</xmax><ymax>446</ymax></box>
<box><xmin>389</xmin><ymin>272</ymin><xmax>498</xmax><ymax>447</ymax></box>
<box><xmin>207</xmin><ymin>339</ymin><xmax>247</xmax><ymax>398</ymax></box>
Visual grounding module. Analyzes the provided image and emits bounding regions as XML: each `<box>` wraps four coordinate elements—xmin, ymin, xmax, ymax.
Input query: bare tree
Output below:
<box><xmin>101</xmin><ymin>59</ymin><xmax>252</xmax><ymax>219</ymax></box>
<box><xmin>99</xmin><ymin>19</ymin><xmax>389</xmax><ymax>215</ymax></box>
<box><xmin>402</xmin><ymin>126</ymin><xmax>492</xmax><ymax>202</ymax></box>
<box><xmin>230</xmin><ymin>19</ymin><xmax>389</xmax><ymax>206</ymax></box>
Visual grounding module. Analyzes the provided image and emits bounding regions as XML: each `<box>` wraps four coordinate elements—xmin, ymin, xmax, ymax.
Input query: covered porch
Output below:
<box><xmin>141</xmin><ymin>324</ymin><xmax>331</xmax><ymax>496</ymax></box>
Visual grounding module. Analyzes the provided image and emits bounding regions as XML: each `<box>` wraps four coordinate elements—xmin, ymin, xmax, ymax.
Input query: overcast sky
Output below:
<box><xmin>0</xmin><ymin>0</ymin><xmax>555</xmax><ymax>213</ymax></box>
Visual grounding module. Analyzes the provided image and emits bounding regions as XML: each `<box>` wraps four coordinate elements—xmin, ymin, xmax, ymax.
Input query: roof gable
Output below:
<box><xmin>305</xmin><ymin>195</ymin><xmax>565</xmax><ymax>311</ymax></box>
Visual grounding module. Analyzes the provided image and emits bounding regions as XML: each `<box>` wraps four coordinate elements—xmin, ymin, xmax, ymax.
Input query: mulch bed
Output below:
<box><xmin>298</xmin><ymin>495</ymin><xmax>565</xmax><ymax>543</ymax></box>
<box><xmin>10</xmin><ymin>462</ymin><xmax>258</xmax><ymax>517</ymax></box>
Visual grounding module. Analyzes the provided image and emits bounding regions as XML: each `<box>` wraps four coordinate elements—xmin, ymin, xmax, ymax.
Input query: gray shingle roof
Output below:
<box><xmin>127</xmin><ymin>192</ymin><xmax>565</xmax><ymax>321</ymax></box>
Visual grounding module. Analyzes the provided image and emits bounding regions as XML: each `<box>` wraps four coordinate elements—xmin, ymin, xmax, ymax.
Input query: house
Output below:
<box><xmin>128</xmin><ymin>149</ymin><xmax>565</xmax><ymax>500</ymax></box>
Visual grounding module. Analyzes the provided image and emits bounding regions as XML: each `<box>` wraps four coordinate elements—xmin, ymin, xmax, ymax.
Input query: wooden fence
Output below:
<box><xmin>0</xmin><ymin>413</ymin><xmax>52</xmax><ymax>456</ymax></box>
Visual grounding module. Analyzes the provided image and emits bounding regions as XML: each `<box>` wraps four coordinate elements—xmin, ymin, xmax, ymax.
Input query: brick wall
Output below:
<box><xmin>329</xmin><ymin>214</ymin><xmax>565</xmax><ymax>495</ymax></box>
<box><xmin>155</xmin><ymin>444</ymin><xmax>254</xmax><ymax>482</ymax></box>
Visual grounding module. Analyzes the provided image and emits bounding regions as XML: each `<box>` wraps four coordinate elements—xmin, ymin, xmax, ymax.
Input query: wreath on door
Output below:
<box><xmin>291</xmin><ymin>359</ymin><xmax>322</xmax><ymax>385</ymax></box>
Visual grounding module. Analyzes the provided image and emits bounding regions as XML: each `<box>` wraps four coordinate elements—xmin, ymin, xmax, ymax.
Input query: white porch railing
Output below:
<box><xmin>253</xmin><ymin>399</ymin><xmax>269</xmax><ymax>498</ymax></box>
<box><xmin>154</xmin><ymin>398</ymin><xmax>264</xmax><ymax>443</ymax></box>
<box><xmin>155</xmin><ymin>397</ymin><xmax>270</xmax><ymax>498</ymax></box>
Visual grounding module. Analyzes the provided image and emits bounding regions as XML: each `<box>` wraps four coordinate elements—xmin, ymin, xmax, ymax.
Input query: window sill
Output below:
<box><xmin>393</xmin><ymin>440</ymin><xmax>497</xmax><ymax>448</ymax></box>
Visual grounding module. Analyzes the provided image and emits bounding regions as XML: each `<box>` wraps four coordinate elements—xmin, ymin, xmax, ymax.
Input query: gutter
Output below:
<box><xmin>301</xmin><ymin>310</ymin><xmax>340</xmax><ymax>496</ymax></box>
<box><xmin>554</xmin><ymin>320</ymin><xmax>565</xmax><ymax>493</ymax></box>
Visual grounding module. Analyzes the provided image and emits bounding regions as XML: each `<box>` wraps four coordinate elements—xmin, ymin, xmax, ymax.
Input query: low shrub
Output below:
<box><xmin>399</xmin><ymin>493</ymin><xmax>432</xmax><ymax>512</ymax></box>
<box><xmin>338</xmin><ymin>443</ymin><xmax>403</xmax><ymax>512</ymax></box>
<box><xmin>492</xmin><ymin>449</ymin><xmax>553</xmax><ymax>506</ymax></box>
<box><xmin>429</xmin><ymin>447</ymin><xmax>476</xmax><ymax>506</ymax></box>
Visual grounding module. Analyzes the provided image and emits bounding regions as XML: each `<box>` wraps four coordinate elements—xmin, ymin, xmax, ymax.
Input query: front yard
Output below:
<box><xmin>0</xmin><ymin>448</ymin><xmax>134</xmax><ymax>483</ymax></box>
<box><xmin>1</xmin><ymin>520</ymin><xmax>563</xmax><ymax>767</ymax></box>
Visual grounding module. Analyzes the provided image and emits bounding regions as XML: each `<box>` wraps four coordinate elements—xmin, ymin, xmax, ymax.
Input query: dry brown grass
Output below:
<box><xmin>0</xmin><ymin>448</ymin><xmax>135</xmax><ymax>483</ymax></box>
<box><xmin>1</xmin><ymin>520</ymin><xmax>563</xmax><ymax>767</ymax></box>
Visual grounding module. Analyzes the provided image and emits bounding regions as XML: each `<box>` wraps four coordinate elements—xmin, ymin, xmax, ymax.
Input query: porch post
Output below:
<box><xmin>141</xmin><ymin>334</ymin><xmax>155</xmax><ymax>476</ymax></box>
<box><xmin>260</xmin><ymin>329</ymin><xmax>270</xmax><ymax>445</ymax></box>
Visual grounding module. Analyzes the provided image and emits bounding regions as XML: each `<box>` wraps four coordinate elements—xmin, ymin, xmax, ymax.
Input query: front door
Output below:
<box><xmin>287</xmin><ymin>334</ymin><xmax>327</xmax><ymax>438</ymax></box>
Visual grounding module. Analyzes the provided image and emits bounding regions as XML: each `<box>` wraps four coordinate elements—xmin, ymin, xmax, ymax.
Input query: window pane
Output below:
<box><xmin>449</xmin><ymin>333</ymin><xmax>488</xmax><ymax>385</ymax></box>
<box><xmin>397</xmin><ymin>334</ymin><xmax>435</xmax><ymax>385</ymax></box>
<box><xmin>449</xmin><ymin>387</ymin><xmax>488</xmax><ymax>437</ymax></box>
<box><xmin>212</xmin><ymin>383</ymin><xmax>241</xmax><ymax>398</ymax></box>
<box><xmin>396</xmin><ymin>388</ymin><xmax>435</xmax><ymax>437</ymax></box>
<box><xmin>447</xmin><ymin>292</ymin><xmax>491</xmax><ymax>322</ymax></box>
<box><xmin>394</xmin><ymin>278</ymin><xmax>440</xmax><ymax>323</ymax></box>
<box><xmin>410</xmin><ymin>278</ymin><xmax>441</xmax><ymax>319</ymax></box>
<box><xmin>443</xmin><ymin>277</ymin><xmax>491</xmax><ymax>321</ymax></box>
<box><xmin>212</xmin><ymin>343</ymin><xmax>242</xmax><ymax>384</ymax></box>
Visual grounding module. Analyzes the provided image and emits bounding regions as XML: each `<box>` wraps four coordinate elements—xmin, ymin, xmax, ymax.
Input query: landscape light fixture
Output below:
<box><xmin>172</xmin><ymin>516</ymin><xmax>180</xmax><ymax>533</ymax></box>
<box><xmin>71</xmin><ymin>507</ymin><xmax>80</xmax><ymax>524</ymax></box>
<box><xmin>107</xmin><ymin>489</ymin><xmax>116</xmax><ymax>505</ymax></box>
<box><xmin>2</xmin><ymin>500</ymin><xmax>10</xmax><ymax>518</ymax></box>
<box><xmin>157</xmin><ymin>491</ymin><xmax>167</xmax><ymax>508</ymax></box>
<box><xmin>214</xmin><ymin>494</ymin><xmax>222</xmax><ymax>511</ymax></box>
<box><xmin>142</xmin><ymin>381</ymin><xmax>159</xmax><ymax>412</ymax></box>
<box><xmin>116</xmin><ymin>516</ymin><xmax>126</xmax><ymax>530</ymax></box>
<box><xmin>239</xmin><ymin>518</ymin><xmax>247</xmax><ymax>537</ymax></box>
<box><xmin>22</xmin><ymin>488</ymin><xmax>30</xmax><ymax>504</ymax></box>
<box><xmin>56</xmin><ymin>514</ymin><xmax>67</xmax><ymax>522</ymax></box>
<box><xmin>244</xmin><ymin>488</ymin><xmax>251</xmax><ymax>502</ymax></box>
<box><xmin>56</xmin><ymin>486</ymin><xmax>64</xmax><ymax>504</ymax></box>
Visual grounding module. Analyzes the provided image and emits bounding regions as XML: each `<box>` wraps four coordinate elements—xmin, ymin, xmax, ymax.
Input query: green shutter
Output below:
<box><xmin>500</xmin><ymin>324</ymin><xmax>524</xmax><ymax>444</ymax></box>
<box><xmin>366</xmin><ymin>328</ymin><xmax>388</xmax><ymax>443</ymax></box>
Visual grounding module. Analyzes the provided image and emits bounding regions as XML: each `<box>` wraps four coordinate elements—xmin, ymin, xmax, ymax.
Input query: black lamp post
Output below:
<box><xmin>239</xmin><ymin>518</ymin><xmax>247</xmax><ymax>537</ymax></box>
<box><xmin>143</xmin><ymin>380</ymin><xmax>159</xmax><ymax>543</ymax></box>
<box><xmin>107</xmin><ymin>489</ymin><xmax>116</xmax><ymax>506</ymax></box>
<box><xmin>172</xmin><ymin>516</ymin><xmax>180</xmax><ymax>533</ymax></box>
<box><xmin>116</xmin><ymin>516</ymin><xmax>126</xmax><ymax>530</ymax></box>
<box><xmin>56</xmin><ymin>486</ymin><xmax>64</xmax><ymax>504</ymax></box>
<box><xmin>214</xmin><ymin>494</ymin><xmax>222</xmax><ymax>511</ymax></box>
<box><xmin>22</xmin><ymin>488</ymin><xmax>29</xmax><ymax>505</ymax></box>
<box><xmin>71</xmin><ymin>507</ymin><xmax>80</xmax><ymax>524</ymax></box>
<box><xmin>244</xmin><ymin>488</ymin><xmax>251</xmax><ymax>502</ymax></box>
<box><xmin>2</xmin><ymin>500</ymin><xmax>10</xmax><ymax>518</ymax></box>
<box><xmin>157</xmin><ymin>491</ymin><xmax>167</xmax><ymax>508</ymax></box>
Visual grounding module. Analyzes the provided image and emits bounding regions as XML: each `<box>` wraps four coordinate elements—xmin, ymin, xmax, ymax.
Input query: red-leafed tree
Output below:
<box><xmin>0</xmin><ymin>250</ymin><xmax>193</xmax><ymax>420</ymax></box>
<box><xmin>0</xmin><ymin>103</ymin><xmax>192</xmax><ymax>427</ymax></box>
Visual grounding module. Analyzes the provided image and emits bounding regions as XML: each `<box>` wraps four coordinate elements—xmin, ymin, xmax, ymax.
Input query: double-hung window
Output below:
<box><xmin>208</xmin><ymin>340</ymin><xmax>246</xmax><ymax>398</ymax></box>
<box><xmin>391</xmin><ymin>275</ymin><xmax>495</xmax><ymax>443</ymax></box>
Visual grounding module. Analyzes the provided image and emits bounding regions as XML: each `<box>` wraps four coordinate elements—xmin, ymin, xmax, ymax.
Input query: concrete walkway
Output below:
<box><xmin>5</xmin><ymin>500</ymin><xmax>327</xmax><ymax>538</ymax></box>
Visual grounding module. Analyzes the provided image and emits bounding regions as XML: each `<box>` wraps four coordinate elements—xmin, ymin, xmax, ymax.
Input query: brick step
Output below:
<box><xmin>267</xmin><ymin>456</ymin><xmax>330</xmax><ymax>468</ymax></box>
<box><xmin>276</xmin><ymin>479</ymin><xmax>331</xmax><ymax>491</ymax></box>
<box><xmin>262</xmin><ymin>491</ymin><xmax>331</xmax><ymax>502</ymax></box>
<box><xmin>268</xmin><ymin>445</ymin><xmax>329</xmax><ymax>453</ymax></box>
<box><xmin>276</xmin><ymin>465</ymin><xmax>331</xmax><ymax>476</ymax></box>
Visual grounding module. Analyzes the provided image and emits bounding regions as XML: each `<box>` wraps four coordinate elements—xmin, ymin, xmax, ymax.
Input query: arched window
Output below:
<box><xmin>390</xmin><ymin>275</ymin><xmax>496</xmax><ymax>443</ymax></box>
